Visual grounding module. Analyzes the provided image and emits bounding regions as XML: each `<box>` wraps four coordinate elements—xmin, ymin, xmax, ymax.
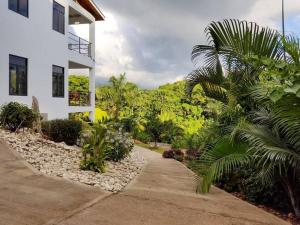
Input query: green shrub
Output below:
<box><xmin>216</xmin><ymin>167</ymin><xmax>292</xmax><ymax>213</ymax></box>
<box><xmin>80</xmin><ymin>122</ymin><xmax>134</xmax><ymax>172</ymax></box>
<box><xmin>104</xmin><ymin>124</ymin><xmax>134</xmax><ymax>162</ymax></box>
<box><xmin>80</xmin><ymin>123</ymin><xmax>106</xmax><ymax>172</ymax></box>
<box><xmin>120</xmin><ymin>117</ymin><xmax>137</xmax><ymax>133</ymax></box>
<box><xmin>160</xmin><ymin>120</ymin><xmax>184</xmax><ymax>143</ymax></box>
<box><xmin>171</xmin><ymin>138</ymin><xmax>186</xmax><ymax>149</ymax></box>
<box><xmin>42</xmin><ymin>119</ymin><xmax>82</xmax><ymax>145</ymax></box>
<box><xmin>0</xmin><ymin>102</ymin><xmax>37</xmax><ymax>132</ymax></box>
<box><xmin>134</xmin><ymin>131</ymin><xmax>151</xmax><ymax>143</ymax></box>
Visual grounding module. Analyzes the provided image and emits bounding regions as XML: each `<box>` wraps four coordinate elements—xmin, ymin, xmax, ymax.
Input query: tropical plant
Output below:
<box><xmin>186</xmin><ymin>19</ymin><xmax>284</xmax><ymax>108</ymax></box>
<box><xmin>69</xmin><ymin>75</ymin><xmax>89</xmax><ymax>93</ymax></box>
<box><xmin>104</xmin><ymin>124</ymin><xmax>134</xmax><ymax>162</ymax></box>
<box><xmin>187</xmin><ymin>19</ymin><xmax>300</xmax><ymax>217</ymax></box>
<box><xmin>80</xmin><ymin>123</ymin><xmax>107</xmax><ymax>173</ymax></box>
<box><xmin>95</xmin><ymin>78</ymin><xmax>214</xmax><ymax>139</ymax></box>
<box><xmin>96</xmin><ymin>73</ymin><xmax>127</xmax><ymax>120</ymax></box>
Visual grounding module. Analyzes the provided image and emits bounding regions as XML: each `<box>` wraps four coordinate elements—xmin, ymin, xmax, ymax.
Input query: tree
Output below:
<box><xmin>144</xmin><ymin>101</ymin><xmax>163</xmax><ymax>148</ymax></box>
<box><xmin>96</xmin><ymin>73</ymin><xmax>127</xmax><ymax>120</ymax></box>
<box><xmin>190</xmin><ymin>23</ymin><xmax>300</xmax><ymax>217</ymax></box>
<box><xmin>186</xmin><ymin>19</ymin><xmax>283</xmax><ymax>108</ymax></box>
<box><xmin>69</xmin><ymin>75</ymin><xmax>89</xmax><ymax>93</ymax></box>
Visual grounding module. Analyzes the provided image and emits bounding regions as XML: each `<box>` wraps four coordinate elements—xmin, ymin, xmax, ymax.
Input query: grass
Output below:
<box><xmin>135</xmin><ymin>142</ymin><xmax>165</xmax><ymax>154</ymax></box>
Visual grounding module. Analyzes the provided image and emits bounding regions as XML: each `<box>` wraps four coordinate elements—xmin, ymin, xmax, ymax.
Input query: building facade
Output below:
<box><xmin>0</xmin><ymin>0</ymin><xmax>104</xmax><ymax>120</ymax></box>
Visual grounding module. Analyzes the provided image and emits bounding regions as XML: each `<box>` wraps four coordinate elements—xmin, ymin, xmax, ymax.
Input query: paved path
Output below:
<box><xmin>0</xmin><ymin>140</ymin><xmax>289</xmax><ymax>225</ymax></box>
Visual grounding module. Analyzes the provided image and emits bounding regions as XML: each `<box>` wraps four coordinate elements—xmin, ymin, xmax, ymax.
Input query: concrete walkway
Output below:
<box><xmin>0</xmin><ymin>140</ymin><xmax>289</xmax><ymax>225</ymax></box>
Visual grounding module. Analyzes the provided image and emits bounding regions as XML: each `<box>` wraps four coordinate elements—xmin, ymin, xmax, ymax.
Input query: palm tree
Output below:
<box><xmin>198</xmin><ymin>92</ymin><xmax>300</xmax><ymax>217</ymax></box>
<box><xmin>188</xmin><ymin>19</ymin><xmax>300</xmax><ymax>217</ymax></box>
<box><xmin>108</xmin><ymin>73</ymin><xmax>127</xmax><ymax>120</ymax></box>
<box><xmin>186</xmin><ymin>19</ymin><xmax>283</xmax><ymax>107</ymax></box>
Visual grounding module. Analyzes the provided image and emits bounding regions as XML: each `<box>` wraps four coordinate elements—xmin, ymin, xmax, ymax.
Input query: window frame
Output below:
<box><xmin>52</xmin><ymin>65</ymin><xmax>65</xmax><ymax>98</ymax></box>
<box><xmin>9</xmin><ymin>54</ymin><xmax>28</xmax><ymax>96</ymax></box>
<box><xmin>52</xmin><ymin>1</ymin><xmax>65</xmax><ymax>34</ymax></box>
<box><xmin>8</xmin><ymin>0</ymin><xmax>29</xmax><ymax>18</ymax></box>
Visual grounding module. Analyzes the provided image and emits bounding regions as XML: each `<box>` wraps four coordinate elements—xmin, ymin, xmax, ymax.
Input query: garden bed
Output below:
<box><xmin>0</xmin><ymin>129</ymin><xmax>145</xmax><ymax>192</ymax></box>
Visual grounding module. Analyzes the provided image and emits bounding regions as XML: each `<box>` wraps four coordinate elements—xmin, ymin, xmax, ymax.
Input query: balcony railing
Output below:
<box><xmin>69</xmin><ymin>91</ymin><xmax>91</xmax><ymax>106</ymax></box>
<box><xmin>68</xmin><ymin>32</ymin><xmax>92</xmax><ymax>57</ymax></box>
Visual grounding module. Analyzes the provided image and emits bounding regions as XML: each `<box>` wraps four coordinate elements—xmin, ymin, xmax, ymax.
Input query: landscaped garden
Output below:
<box><xmin>0</xmin><ymin>102</ymin><xmax>144</xmax><ymax>192</ymax></box>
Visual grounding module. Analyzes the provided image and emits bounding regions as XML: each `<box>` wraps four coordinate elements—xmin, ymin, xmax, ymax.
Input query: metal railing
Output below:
<box><xmin>69</xmin><ymin>91</ymin><xmax>91</xmax><ymax>106</ymax></box>
<box><xmin>68</xmin><ymin>32</ymin><xmax>92</xmax><ymax>57</ymax></box>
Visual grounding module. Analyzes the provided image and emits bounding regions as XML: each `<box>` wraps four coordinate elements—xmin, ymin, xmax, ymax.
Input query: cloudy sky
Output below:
<box><xmin>88</xmin><ymin>0</ymin><xmax>300</xmax><ymax>88</ymax></box>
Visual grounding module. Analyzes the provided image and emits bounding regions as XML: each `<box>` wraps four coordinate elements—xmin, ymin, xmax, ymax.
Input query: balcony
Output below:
<box><xmin>68</xmin><ymin>32</ymin><xmax>92</xmax><ymax>58</ymax></box>
<box><xmin>69</xmin><ymin>91</ymin><xmax>91</xmax><ymax>106</ymax></box>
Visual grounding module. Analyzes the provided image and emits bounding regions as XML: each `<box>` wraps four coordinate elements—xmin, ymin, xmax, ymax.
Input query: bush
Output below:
<box><xmin>163</xmin><ymin>149</ymin><xmax>184</xmax><ymax>162</ymax></box>
<box><xmin>104</xmin><ymin>124</ymin><xmax>134</xmax><ymax>162</ymax></box>
<box><xmin>80</xmin><ymin>123</ymin><xmax>106</xmax><ymax>173</ymax></box>
<box><xmin>134</xmin><ymin>131</ymin><xmax>151</xmax><ymax>143</ymax></box>
<box><xmin>42</xmin><ymin>119</ymin><xmax>82</xmax><ymax>145</ymax></box>
<box><xmin>216</xmin><ymin>167</ymin><xmax>292</xmax><ymax>213</ymax></box>
<box><xmin>171</xmin><ymin>138</ymin><xmax>186</xmax><ymax>149</ymax></box>
<box><xmin>160</xmin><ymin>120</ymin><xmax>184</xmax><ymax>143</ymax></box>
<box><xmin>0</xmin><ymin>102</ymin><xmax>37</xmax><ymax>132</ymax></box>
<box><xmin>120</xmin><ymin>117</ymin><xmax>137</xmax><ymax>133</ymax></box>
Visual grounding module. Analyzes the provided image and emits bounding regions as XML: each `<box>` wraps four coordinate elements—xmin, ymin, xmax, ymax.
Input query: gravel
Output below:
<box><xmin>0</xmin><ymin>129</ymin><xmax>145</xmax><ymax>192</ymax></box>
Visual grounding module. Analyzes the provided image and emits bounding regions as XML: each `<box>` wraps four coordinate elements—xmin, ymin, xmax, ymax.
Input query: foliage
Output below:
<box><xmin>216</xmin><ymin>167</ymin><xmax>292</xmax><ymax>213</ymax></box>
<box><xmin>144</xmin><ymin>117</ymin><xmax>164</xmax><ymax>147</ymax></box>
<box><xmin>80</xmin><ymin>123</ymin><xmax>106</xmax><ymax>173</ymax></box>
<box><xmin>70</xmin><ymin>108</ymin><xmax>108</xmax><ymax>123</ymax></box>
<box><xmin>80</xmin><ymin>121</ymin><xmax>134</xmax><ymax>171</ymax></box>
<box><xmin>69</xmin><ymin>75</ymin><xmax>89</xmax><ymax>93</ymax></box>
<box><xmin>160</xmin><ymin>120</ymin><xmax>184</xmax><ymax>143</ymax></box>
<box><xmin>104</xmin><ymin>123</ymin><xmax>134</xmax><ymax>162</ymax></box>
<box><xmin>95</xmin><ymin>75</ymin><xmax>219</xmax><ymax>143</ymax></box>
<box><xmin>187</xmin><ymin>19</ymin><xmax>300</xmax><ymax>217</ymax></box>
<box><xmin>196</xmin><ymin>137</ymin><xmax>250</xmax><ymax>193</ymax></box>
<box><xmin>42</xmin><ymin>119</ymin><xmax>82</xmax><ymax>145</ymax></box>
<box><xmin>162</xmin><ymin>149</ymin><xmax>184</xmax><ymax>162</ymax></box>
<box><xmin>0</xmin><ymin>102</ymin><xmax>37</xmax><ymax>132</ymax></box>
<box><xmin>96</xmin><ymin>73</ymin><xmax>128</xmax><ymax>120</ymax></box>
<box><xmin>134</xmin><ymin>131</ymin><xmax>151</xmax><ymax>144</ymax></box>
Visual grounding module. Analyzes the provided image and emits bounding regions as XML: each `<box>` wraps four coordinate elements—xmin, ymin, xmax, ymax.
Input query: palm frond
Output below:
<box><xmin>186</xmin><ymin>67</ymin><xmax>228</xmax><ymax>103</ymax></box>
<box><xmin>271</xmin><ymin>96</ymin><xmax>300</xmax><ymax>150</ymax></box>
<box><xmin>282</xmin><ymin>35</ymin><xmax>300</xmax><ymax>64</ymax></box>
<box><xmin>232</xmin><ymin>120</ymin><xmax>300</xmax><ymax>183</ymax></box>
<box><xmin>206</xmin><ymin>19</ymin><xmax>283</xmax><ymax>60</ymax></box>
<box><xmin>196</xmin><ymin>137</ymin><xmax>250</xmax><ymax>193</ymax></box>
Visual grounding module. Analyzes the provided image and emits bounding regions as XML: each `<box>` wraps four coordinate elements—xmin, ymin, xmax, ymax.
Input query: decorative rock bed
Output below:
<box><xmin>0</xmin><ymin>129</ymin><xmax>145</xmax><ymax>192</ymax></box>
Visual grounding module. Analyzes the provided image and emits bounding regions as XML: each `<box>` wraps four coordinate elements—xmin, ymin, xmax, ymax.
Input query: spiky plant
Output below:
<box><xmin>188</xmin><ymin>19</ymin><xmax>300</xmax><ymax>218</ymax></box>
<box><xmin>186</xmin><ymin>19</ymin><xmax>284</xmax><ymax>107</ymax></box>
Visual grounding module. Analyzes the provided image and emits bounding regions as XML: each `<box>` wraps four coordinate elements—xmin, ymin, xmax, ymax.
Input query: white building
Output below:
<box><xmin>0</xmin><ymin>0</ymin><xmax>104</xmax><ymax>120</ymax></box>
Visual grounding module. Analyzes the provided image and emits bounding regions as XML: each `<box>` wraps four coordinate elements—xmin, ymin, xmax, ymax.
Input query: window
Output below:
<box><xmin>8</xmin><ymin>0</ymin><xmax>28</xmax><ymax>17</ymax></box>
<box><xmin>52</xmin><ymin>65</ymin><xmax>64</xmax><ymax>97</ymax></box>
<box><xmin>53</xmin><ymin>1</ymin><xmax>65</xmax><ymax>34</ymax></box>
<box><xmin>9</xmin><ymin>55</ymin><xmax>28</xmax><ymax>96</ymax></box>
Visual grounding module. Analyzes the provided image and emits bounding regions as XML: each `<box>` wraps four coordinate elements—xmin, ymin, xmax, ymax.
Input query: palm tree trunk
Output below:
<box><xmin>282</xmin><ymin>175</ymin><xmax>300</xmax><ymax>218</ymax></box>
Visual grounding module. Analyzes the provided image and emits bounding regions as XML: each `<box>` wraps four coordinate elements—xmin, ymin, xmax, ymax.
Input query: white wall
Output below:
<box><xmin>0</xmin><ymin>0</ymin><xmax>96</xmax><ymax>120</ymax></box>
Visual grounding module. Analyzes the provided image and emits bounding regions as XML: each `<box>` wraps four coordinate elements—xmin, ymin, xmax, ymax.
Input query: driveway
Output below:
<box><xmin>0</xmin><ymin>140</ymin><xmax>289</xmax><ymax>225</ymax></box>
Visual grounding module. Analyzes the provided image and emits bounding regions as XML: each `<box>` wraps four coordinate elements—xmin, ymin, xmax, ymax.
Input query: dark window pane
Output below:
<box><xmin>8</xmin><ymin>0</ymin><xmax>28</xmax><ymax>17</ymax></box>
<box><xmin>53</xmin><ymin>1</ymin><xmax>65</xmax><ymax>34</ymax></box>
<box><xmin>52</xmin><ymin>65</ymin><xmax>64</xmax><ymax>97</ymax></box>
<box><xmin>8</xmin><ymin>0</ymin><xmax>18</xmax><ymax>11</ymax></box>
<box><xmin>19</xmin><ymin>0</ymin><xmax>28</xmax><ymax>17</ymax></box>
<box><xmin>9</xmin><ymin>55</ymin><xmax>28</xmax><ymax>96</ymax></box>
